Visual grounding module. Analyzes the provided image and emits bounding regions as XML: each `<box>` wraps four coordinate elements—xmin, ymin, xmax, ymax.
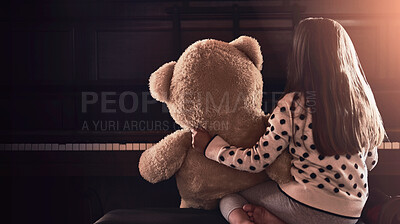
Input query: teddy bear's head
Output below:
<box><xmin>149</xmin><ymin>36</ymin><xmax>265</xmax><ymax>136</ymax></box>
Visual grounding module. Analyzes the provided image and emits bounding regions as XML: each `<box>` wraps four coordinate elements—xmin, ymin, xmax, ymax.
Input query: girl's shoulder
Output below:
<box><xmin>278</xmin><ymin>92</ymin><xmax>303</xmax><ymax>106</ymax></box>
<box><xmin>278</xmin><ymin>92</ymin><xmax>308</xmax><ymax>115</ymax></box>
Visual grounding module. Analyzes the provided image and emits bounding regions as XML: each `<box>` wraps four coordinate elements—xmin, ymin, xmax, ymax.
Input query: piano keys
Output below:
<box><xmin>1</xmin><ymin>143</ymin><xmax>156</xmax><ymax>151</ymax></box>
<box><xmin>0</xmin><ymin>142</ymin><xmax>398</xmax><ymax>151</ymax></box>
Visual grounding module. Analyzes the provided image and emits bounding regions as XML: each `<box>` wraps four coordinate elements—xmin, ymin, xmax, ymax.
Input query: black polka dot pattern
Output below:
<box><xmin>204</xmin><ymin>93</ymin><xmax>373</xmax><ymax>208</ymax></box>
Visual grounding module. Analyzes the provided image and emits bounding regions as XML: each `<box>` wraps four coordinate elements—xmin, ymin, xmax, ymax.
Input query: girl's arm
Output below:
<box><xmin>365</xmin><ymin>146</ymin><xmax>378</xmax><ymax>171</ymax></box>
<box><xmin>194</xmin><ymin>97</ymin><xmax>293</xmax><ymax>173</ymax></box>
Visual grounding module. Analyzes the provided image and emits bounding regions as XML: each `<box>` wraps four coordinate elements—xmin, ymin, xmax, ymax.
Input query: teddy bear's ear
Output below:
<box><xmin>149</xmin><ymin>61</ymin><xmax>176</xmax><ymax>103</ymax></box>
<box><xmin>230</xmin><ymin>36</ymin><xmax>263</xmax><ymax>71</ymax></box>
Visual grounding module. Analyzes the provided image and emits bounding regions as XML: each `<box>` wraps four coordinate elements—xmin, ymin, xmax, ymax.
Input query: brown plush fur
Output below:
<box><xmin>139</xmin><ymin>36</ymin><xmax>291</xmax><ymax>210</ymax></box>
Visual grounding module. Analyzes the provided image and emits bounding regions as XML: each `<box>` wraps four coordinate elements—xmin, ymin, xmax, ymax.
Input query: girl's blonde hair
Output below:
<box><xmin>285</xmin><ymin>17</ymin><xmax>386</xmax><ymax>156</ymax></box>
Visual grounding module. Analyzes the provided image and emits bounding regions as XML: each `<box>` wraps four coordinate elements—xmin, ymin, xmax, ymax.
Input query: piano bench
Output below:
<box><xmin>94</xmin><ymin>208</ymin><xmax>228</xmax><ymax>224</ymax></box>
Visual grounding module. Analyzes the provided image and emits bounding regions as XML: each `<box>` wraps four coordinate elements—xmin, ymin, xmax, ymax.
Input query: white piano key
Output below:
<box><xmin>392</xmin><ymin>142</ymin><xmax>399</xmax><ymax>150</ymax></box>
<box><xmin>139</xmin><ymin>143</ymin><xmax>146</xmax><ymax>150</ymax></box>
<box><xmin>73</xmin><ymin>144</ymin><xmax>80</xmax><ymax>151</ymax></box>
<box><xmin>66</xmin><ymin>144</ymin><xmax>73</xmax><ymax>151</ymax></box>
<box><xmin>51</xmin><ymin>144</ymin><xmax>59</xmax><ymax>151</ymax></box>
<box><xmin>120</xmin><ymin>144</ymin><xmax>126</xmax><ymax>150</ymax></box>
<box><xmin>377</xmin><ymin>142</ymin><xmax>384</xmax><ymax>149</ymax></box>
<box><xmin>12</xmin><ymin>144</ymin><xmax>18</xmax><ymax>151</ymax></box>
<box><xmin>106</xmin><ymin>144</ymin><xmax>113</xmax><ymax>151</ymax></box>
<box><xmin>39</xmin><ymin>144</ymin><xmax>45</xmax><ymax>151</ymax></box>
<box><xmin>147</xmin><ymin>143</ymin><xmax>155</xmax><ymax>149</ymax></box>
<box><xmin>18</xmin><ymin>144</ymin><xmax>25</xmax><ymax>151</ymax></box>
<box><xmin>25</xmin><ymin>144</ymin><xmax>32</xmax><ymax>151</ymax></box>
<box><xmin>93</xmin><ymin>144</ymin><xmax>100</xmax><ymax>151</ymax></box>
<box><xmin>133</xmin><ymin>143</ymin><xmax>140</xmax><ymax>150</ymax></box>
<box><xmin>5</xmin><ymin>144</ymin><xmax>12</xmax><ymax>151</ymax></box>
<box><xmin>126</xmin><ymin>143</ymin><xmax>133</xmax><ymax>150</ymax></box>
<box><xmin>79</xmin><ymin>143</ymin><xmax>86</xmax><ymax>151</ymax></box>
<box><xmin>45</xmin><ymin>144</ymin><xmax>52</xmax><ymax>151</ymax></box>
<box><xmin>113</xmin><ymin>143</ymin><xmax>120</xmax><ymax>150</ymax></box>
<box><xmin>100</xmin><ymin>144</ymin><xmax>106</xmax><ymax>151</ymax></box>
<box><xmin>384</xmin><ymin>142</ymin><xmax>392</xmax><ymax>149</ymax></box>
<box><xmin>0</xmin><ymin>144</ymin><xmax>4</xmax><ymax>151</ymax></box>
<box><xmin>59</xmin><ymin>144</ymin><xmax>66</xmax><ymax>151</ymax></box>
<box><xmin>32</xmin><ymin>144</ymin><xmax>38</xmax><ymax>151</ymax></box>
<box><xmin>86</xmin><ymin>144</ymin><xmax>93</xmax><ymax>151</ymax></box>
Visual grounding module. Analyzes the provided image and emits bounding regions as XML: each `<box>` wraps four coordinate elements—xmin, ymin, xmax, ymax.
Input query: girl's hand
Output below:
<box><xmin>191</xmin><ymin>127</ymin><xmax>212</xmax><ymax>153</ymax></box>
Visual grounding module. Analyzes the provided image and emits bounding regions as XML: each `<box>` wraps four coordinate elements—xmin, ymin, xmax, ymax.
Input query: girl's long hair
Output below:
<box><xmin>285</xmin><ymin>18</ymin><xmax>386</xmax><ymax>156</ymax></box>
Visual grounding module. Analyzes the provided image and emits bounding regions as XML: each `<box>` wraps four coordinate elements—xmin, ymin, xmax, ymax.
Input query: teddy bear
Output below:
<box><xmin>139</xmin><ymin>36</ymin><xmax>292</xmax><ymax>210</ymax></box>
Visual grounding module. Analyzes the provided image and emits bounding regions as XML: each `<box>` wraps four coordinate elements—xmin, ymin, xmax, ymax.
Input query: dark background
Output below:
<box><xmin>1</xmin><ymin>0</ymin><xmax>400</xmax><ymax>223</ymax></box>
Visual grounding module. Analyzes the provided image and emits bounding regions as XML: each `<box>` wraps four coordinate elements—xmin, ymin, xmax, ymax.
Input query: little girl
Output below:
<box><xmin>192</xmin><ymin>18</ymin><xmax>385</xmax><ymax>224</ymax></box>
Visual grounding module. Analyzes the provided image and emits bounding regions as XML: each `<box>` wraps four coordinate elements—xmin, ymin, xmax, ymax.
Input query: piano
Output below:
<box><xmin>1</xmin><ymin>136</ymin><xmax>399</xmax><ymax>177</ymax></box>
<box><xmin>1</xmin><ymin>140</ymin><xmax>399</xmax><ymax>152</ymax></box>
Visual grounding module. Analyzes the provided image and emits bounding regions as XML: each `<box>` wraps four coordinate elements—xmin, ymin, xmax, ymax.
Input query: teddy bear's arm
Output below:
<box><xmin>139</xmin><ymin>129</ymin><xmax>192</xmax><ymax>183</ymax></box>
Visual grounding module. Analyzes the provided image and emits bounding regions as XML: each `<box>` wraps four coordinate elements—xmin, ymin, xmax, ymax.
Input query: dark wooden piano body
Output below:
<box><xmin>2</xmin><ymin>1</ymin><xmax>400</xmax><ymax>224</ymax></box>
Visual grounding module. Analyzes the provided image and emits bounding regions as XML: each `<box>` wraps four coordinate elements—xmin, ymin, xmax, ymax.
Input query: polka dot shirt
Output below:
<box><xmin>204</xmin><ymin>92</ymin><xmax>378</xmax><ymax>218</ymax></box>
